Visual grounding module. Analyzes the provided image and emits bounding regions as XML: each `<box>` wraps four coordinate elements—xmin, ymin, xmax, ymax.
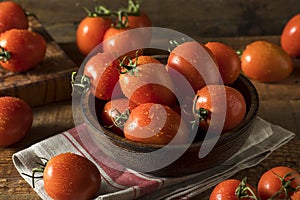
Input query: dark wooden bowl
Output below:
<box><xmin>80</xmin><ymin>68</ymin><xmax>259</xmax><ymax>177</ymax></box>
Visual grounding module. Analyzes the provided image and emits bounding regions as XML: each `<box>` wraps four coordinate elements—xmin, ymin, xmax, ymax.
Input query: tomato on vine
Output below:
<box><xmin>23</xmin><ymin>153</ymin><xmax>101</xmax><ymax>200</ymax></box>
<box><xmin>193</xmin><ymin>85</ymin><xmax>246</xmax><ymax>132</ymax></box>
<box><xmin>210</xmin><ymin>178</ymin><xmax>258</xmax><ymax>200</ymax></box>
<box><xmin>100</xmin><ymin>98</ymin><xmax>137</xmax><ymax>136</ymax></box>
<box><xmin>118</xmin><ymin>55</ymin><xmax>176</xmax><ymax>106</ymax></box>
<box><xmin>76</xmin><ymin>6</ymin><xmax>112</xmax><ymax>56</ymax></box>
<box><xmin>0</xmin><ymin>29</ymin><xmax>46</xmax><ymax>72</ymax></box>
<box><xmin>258</xmin><ymin>166</ymin><xmax>300</xmax><ymax>200</ymax></box>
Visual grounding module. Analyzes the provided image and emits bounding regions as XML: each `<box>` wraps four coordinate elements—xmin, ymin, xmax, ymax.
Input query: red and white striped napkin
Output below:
<box><xmin>13</xmin><ymin>117</ymin><xmax>294</xmax><ymax>200</ymax></box>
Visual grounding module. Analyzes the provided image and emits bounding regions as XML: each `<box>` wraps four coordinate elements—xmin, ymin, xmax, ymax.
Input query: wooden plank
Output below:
<box><xmin>0</xmin><ymin>16</ymin><xmax>78</xmax><ymax>107</ymax></box>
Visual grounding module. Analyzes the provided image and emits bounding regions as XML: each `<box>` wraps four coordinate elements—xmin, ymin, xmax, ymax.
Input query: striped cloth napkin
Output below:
<box><xmin>13</xmin><ymin>117</ymin><xmax>294</xmax><ymax>200</ymax></box>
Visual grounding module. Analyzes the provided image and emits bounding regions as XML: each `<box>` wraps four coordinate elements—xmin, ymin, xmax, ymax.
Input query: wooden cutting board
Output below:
<box><xmin>0</xmin><ymin>16</ymin><xmax>78</xmax><ymax>107</ymax></box>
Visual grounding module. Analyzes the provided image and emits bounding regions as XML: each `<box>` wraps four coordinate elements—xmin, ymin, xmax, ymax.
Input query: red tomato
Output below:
<box><xmin>0</xmin><ymin>1</ymin><xmax>28</xmax><ymax>33</ymax></box>
<box><xmin>102</xmin><ymin>26</ymin><xmax>145</xmax><ymax>59</ymax></box>
<box><xmin>210</xmin><ymin>179</ymin><xmax>257</xmax><ymax>200</ymax></box>
<box><xmin>291</xmin><ymin>190</ymin><xmax>300</xmax><ymax>200</ymax></box>
<box><xmin>76</xmin><ymin>16</ymin><xmax>112</xmax><ymax>55</ymax></box>
<box><xmin>100</xmin><ymin>98</ymin><xmax>137</xmax><ymax>136</ymax></box>
<box><xmin>167</xmin><ymin>41</ymin><xmax>221</xmax><ymax>97</ymax></box>
<box><xmin>0</xmin><ymin>96</ymin><xmax>33</xmax><ymax>147</ymax></box>
<box><xmin>124</xmin><ymin>103</ymin><xmax>189</xmax><ymax>145</ymax></box>
<box><xmin>0</xmin><ymin>29</ymin><xmax>46</xmax><ymax>72</ymax></box>
<box><xmin>127</xmin><ymin>11</ymin><xmax>152</xmax><ymax>28</ymax></box>
<box><xmin>119</xmin><ymin>55</ymin><xmax>176</xmax><ymax>106</ymax></box>
<box><xmin>194</xmin><ymin>85</ymin><xmax>246</xmax><ymax>132</ymax></box>
<box><xmin>83</xmin><ymin>52</ymin><xmax>123</xmax><ymax>100</ymax></box>
<box><xmin>43</xmin><ymin>152</ymin><xmax>101</xmax><ymax>200</ymax></box>
<box><xmin>241</xmin><ymin>40</ymin><xmax>293</xmax><ymax>82</ymax></box>
<box><xmin>258</xmin><ymin>166</ymin><xmax>300</xmax><ymax>200</ymax></box>
<box><xmin>281</xmin><ymin>14</ymin><xmax>300</xmax><ymax>57</ymax></box>
<box><xmin>205</xmin><ymin>41</ymin><xmax>241</xmax><ymax>85</ymax></box>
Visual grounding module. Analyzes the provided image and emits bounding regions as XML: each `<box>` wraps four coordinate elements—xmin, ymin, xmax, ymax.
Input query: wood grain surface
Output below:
<box><xmin>0</xmin><ymin>0</ymin><xmax>300</xmax><ymax>199</ymax></box>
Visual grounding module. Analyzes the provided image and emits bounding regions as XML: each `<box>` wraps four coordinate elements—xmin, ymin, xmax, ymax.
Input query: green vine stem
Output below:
<box><xmin>268</xmin><ymin>171</ymin><xmax>300</xmax><ymax>200</ymax></box>
<box><xmin>235</xmin><ymin>177</ymin><xmax>259</xmax><ymax>200</ymax></box>
<box><xmin>192</xmin><ymin>95</ymin><xmax>209</xmax><ymax>121</ymax></box>
<box><xmin>0</xmin><ymin>46</ymin><xmax>11</xmax><ymax>63</ymax></box>
<box><xmin>71</xmin><ymin>71</ymin><xmax>91</xmax><ymax>95</ymax></box>
<box><xmin>117</xmin><ymin>51</ymin><xmax>140</xmax><ymax>75</ymax></box>
<box><xmin>21</xmin><ymin>157</ymin><xmax>48</xmax><ymax>188</ymax></box>
<box><xmin>105</xmin><ymin>109</ymin><xmax>130</xmax><ymax>128</ymax></box>
<box><xmin>84</xmin><ymin>5</ymin><xmax>112</xmax><ymax>17</ymax></box>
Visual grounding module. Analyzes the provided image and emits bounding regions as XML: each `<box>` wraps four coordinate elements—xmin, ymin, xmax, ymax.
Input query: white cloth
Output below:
<box><xmin>12</xmin><ymin>117</ymin><xmax>295</xmax><ymax>200</ymax></box>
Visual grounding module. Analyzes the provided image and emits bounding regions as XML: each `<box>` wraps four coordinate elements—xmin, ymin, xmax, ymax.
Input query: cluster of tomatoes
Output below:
<box><xmin>0</xmin><ymin>1</ymin><xmax>46</xmax><ymax>72</ymax></box>
<box><xmin>78</xmin><ymin>33</ymin><xmax>249</xmax><ymax>145</ymax></box>
<box><xmin>76</xmin><ymin>0</ymin><xmax>151</xmax><ymax>56</ymax></box>
<box><xmin>0</xmin><ymin>1</ymin><xmax>43</xmax><ymax>148</ymax></box>
<box><xmin>210</xmin><ymin>166</ymin><xmax>300</xmax><ymax>200</ymax></box>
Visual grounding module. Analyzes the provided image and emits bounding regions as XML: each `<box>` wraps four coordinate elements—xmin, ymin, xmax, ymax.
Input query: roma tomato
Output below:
<box><xmin>167</xmin><ymin>41</ymin><xmax>221</xmax><ymax>97</ymax></box>
<box><xmin>0</xmin><ymin>29</ymin><xmax>46</xmax><ymax>72</ymax></box>
<box><xmin>0</xmin><ymin>96</ymin><xmax>33</xmax><ymax>147</ymax></box>
<box><xmin>210</xmin><ymin>179</ymin><xmax>257</xmax><ymax>200</ymax></box>
<box><xmin>102</xmin><ymin>26</ymin><xmax>145</xmax><ymax>59</ymax></box>
<box><xmin>124</xmin><ymin>103</ymin><xmax>189</xmax><ymax>145</ymax></box>
<box><xmin>127</xmin><ymin>11</ymin><xmax>152</xmax><ymax>28</ymax></box>
<box><xmin>258</xmin><ymin>166</ymin><xmax>300</xmax><ymax>200</ymax></box>
<box><xmin>205</xmin><ymin>41</ymin><xmax>241</xmax><ymax>85</ymax></box>
<box><xmin>100</xmin><ymin>98</ymin><xmax>137</xmax><ymax>136</ymax></box>
<box><xmin>83</xmin><ymin>52</ymin><xmax>123</xmax><ymax>100</ymax></box>
<box><xmin>76</xmin><ymin>15</ymin><xmax>112</xmax><ymax>55</ymax></box>
<box><xmin>194</xmin><ymin>85</ymin><xmax>246</xmax><ymax>132</ymax></box>
<box><xmin>241</xmin><ymin>40</ymin><xmax>293</xmax><ymax>82</ymax></box>
<box><xmin>281</xmin><ymin>14</ymin><xmax>300</xmax><ymax>57</ymax></box>
<box><xmin>0</xmin><ymin>1</ymin><xmax>28</xmax><ymax>33</ymax></box>
<box><xmin>119</xmin><ymin>55</ymin><xmax>176</xmax><ymax>106</ymax></box>
<box><xmin>43</xmin><ymin>152</ymin><xmax>101</xmax><ymax>200</ymax></box>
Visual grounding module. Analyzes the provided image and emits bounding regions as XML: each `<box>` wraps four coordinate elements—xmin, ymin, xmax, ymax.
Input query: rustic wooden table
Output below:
<box><xmin>0</xmin><ymin>1</ymin><xmax>300</xmax><ymax>199</ymax></box>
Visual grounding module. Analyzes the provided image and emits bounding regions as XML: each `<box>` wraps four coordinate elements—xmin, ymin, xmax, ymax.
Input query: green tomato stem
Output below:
<box><xmin>0</xmin><ymin>46</ymin><xmax>11</xmax><ymax>63</ymax></box>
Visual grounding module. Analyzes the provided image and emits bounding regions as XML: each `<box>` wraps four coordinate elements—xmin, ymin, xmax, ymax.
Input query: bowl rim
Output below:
<box><xmin>81</xmin><ymin>73</ymin><xmax>259</xmax><ymax>151</ymax></box>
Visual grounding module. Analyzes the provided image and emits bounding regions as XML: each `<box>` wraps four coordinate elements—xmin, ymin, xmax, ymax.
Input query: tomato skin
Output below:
<box><xmin>0</xmin><ymin>29</ymin><xmax>46</xmax><ymax>72</ymax></box>
<box><xmin>0</xmin><ymin>1</ymin><xmax>28</xmax><ymax>33</ymax></box>
<box><xmin>167</xmin><ymin>41</ymin><xmax>221</xmax><ymax>97</ymax></box>
<box><xmin>43</xmin><ymin>152</ymin><xmax>101</xmax><ymax>200</ymax></box>
<box><xmin>291</xmin><ymin>190</ymin><xmax>300</xmax><ymax>200</ymax></box>
<box><xmin>102</xmin><ymin>26</ymin><xmax>145</xmax><ymax>59</ymax></box>
<box><xmin>205</xmin><ymin>41</ymin><xmax>241</xmax><ymax>85</ymax></box>
<box><xmin>76</xmin><ymin>16</ymin><xmax>112</xmax><ymax>55</ymax></box>
<box><xmin>210</xmin><ymin>179</ymin><xmax>256</xmax><ymax>200</ymax></box>
<box><xmin>100</xmin><ymin>98</ymin><xmax>137</xmax><ymax>136</ymax></box>
<box><xmin>119</xmin><ymin>56</ymin><xmax>176</xmax><ymax>106</ymax></box>
<box><xmin>0</xmin><ymin>96</ymin><xmax>33</xmax><ymax>147</ymax></box>
<box><xmin>195</xmin><ymin>85</ymin><xmax>246</xmax><ymax>132</ymax></box>
<box><xmin>281</xmin><ymin>14</ymin><xmax>300</xmax><ymax>57</ymax></box>
<box><xmin>241</xmin><ymin>40</ymin><xmax>293</xmax><ymax>82</ymax></box>
<box><xmin>127</xmin><ymin>12</ymin><xmax>152</xmax><ymax>28</ymax></box>
<box><xmin>124</xmin><ymin>103</ymin><xmax>189</xmax><ymax>145</ymax></box>
<box><xmin>83</xmin><ymin>52</ymin><xmax>123</xmax><ymax>100</ymax></box>
<box><xmin>258</xmin><ymin>166</ymin><xmax>300</xmax><ymax>200</ymax></box>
